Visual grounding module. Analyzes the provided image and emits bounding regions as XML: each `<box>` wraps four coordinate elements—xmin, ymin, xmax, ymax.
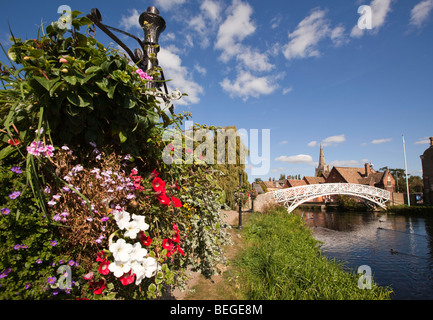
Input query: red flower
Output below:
<box><xmin>172</xmin><ymin>233</ymin><xmax>180</xmax><ymax>243</ymax></box>
<box><xmin>157</xmin><ymin>193</ymin><xmax>170</xmax><ymax>206</ymax></box>
<box><xmin>162</xmin><ymin>238</ymin><xmax>175</xmax><ymax>253</ymax></box>
<box><xmin>152</xmin><ymin>169</ymin><xmax>159</xmax><ymax>177</ymax></box>
<box><xmin>162</xmin><ymin>238</ymin><xmax>184</xmax><ymax>257</ymax></box>
<box><xmin>98</xmin><ymin>260</ymin><xmax>110</xmax><ymax>275</ymax></box>
<box><xmin>119</xmin><ymin>272</ymin><xmax>135</xmax><ymax>286</ymax></box>
<box><xmin>171</xmin><ymin>223</ymin><xmax>180</xmax><ymax>243</ymax></box>
<box><xmin>90</xmin><ymin>280</ymin><xmax>106</xmax><ymax>295</ymax></box>
<box><xmin>83</xmin><ymin>272</ymin><xmax>94</xmax><ymax>281</ymax></box>
<box><xmin>130</xmin><ymin>169</ymin><xmax>138</xmax><ymax>176</ymax></box>
<box><xmin>174</xmin><ymin>181</ymin><xmax>180</xmax><ymax>191</ymax></box>
<box><xmin>171</xmin><ymin>196</ymin><xmax>182</xmax><ymax>208</ymax></box>
<box><xmin>177</xmin><ymin>246</ymin><xmax>185</xmax><ymax>256</ymax></box>
<box><xmin>138</xmin><ymin>231</ymin><xmax>152</xmax><ymax>246</ymax></box>
<box><xmin>96</xmin><ymin>251</ymin><xmax>107</xmax><ymax>262</ymax></box>
<box><xmin>7</xmin><ymin>139</ymin><xmax>20</xmax><ymax>146</ymax></box>
<box><xmin>152</xmin><ymin>177</ymin><xmax>166</xmax><ymax>193</ymax></box>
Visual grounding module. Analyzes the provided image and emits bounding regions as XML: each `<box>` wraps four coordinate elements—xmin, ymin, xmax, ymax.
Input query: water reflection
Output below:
<box><xmin>299</xmin><ymin>210</ymin><xmax>433</xmax><ymax>300</ymax></box>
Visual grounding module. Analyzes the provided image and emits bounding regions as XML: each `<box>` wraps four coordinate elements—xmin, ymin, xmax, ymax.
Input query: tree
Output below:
<box><xmin>382</xmin><ymin>167</ymin><xmax>423</xmax><ymax>193</ymax></box>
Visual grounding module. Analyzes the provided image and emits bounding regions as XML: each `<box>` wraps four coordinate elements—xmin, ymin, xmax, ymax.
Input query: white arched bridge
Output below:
<box><xmin>272</xmin><ymin>183</ymin><xmax>391</xmax><ymax>213</ymax></box>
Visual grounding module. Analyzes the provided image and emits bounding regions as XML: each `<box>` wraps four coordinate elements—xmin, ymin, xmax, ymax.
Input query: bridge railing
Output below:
<box><xmin>272</xmin><ymin>183</ymin><xmax>391</xmax><ymax>213</ymax></box>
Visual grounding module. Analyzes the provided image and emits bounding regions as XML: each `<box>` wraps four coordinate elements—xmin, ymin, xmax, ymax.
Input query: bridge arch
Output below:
<box><xmin>272</xmin><ymin>183</ymin><xmax>391</xmax><ymax>214</ymax></box>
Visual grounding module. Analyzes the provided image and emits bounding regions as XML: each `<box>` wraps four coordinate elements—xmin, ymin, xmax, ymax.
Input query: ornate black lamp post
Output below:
<box><xmin>87</xmin><ymin>6</ymin><xmax>173</xmax><ymax>113</ymax></box>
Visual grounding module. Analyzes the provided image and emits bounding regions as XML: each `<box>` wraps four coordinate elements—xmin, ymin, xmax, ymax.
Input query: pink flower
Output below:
<box><xmin>59</xmin><ymin>57</ymin><xmax>68</xmax><ymax>63</ymax></box>
<box><xmin>27</xmin><ymin>141</ymin><xmax>54</xmax><ymax>157</ymax></box>
<box><xmin>135</xmin><ymin>69</ymin><xmax>153</xmax><ymax>80</ymax></box>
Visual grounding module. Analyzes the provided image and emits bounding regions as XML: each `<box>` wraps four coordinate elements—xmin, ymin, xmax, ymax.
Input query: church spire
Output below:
<box><xmin>318</xmin><ymin>143</ymin><xmax>325</xmax><ymax>168</ymax></box>
<box><xmin>315</xmin><ymin>143</ymin><xmax>330</xmax><ymax>177</ymax></box>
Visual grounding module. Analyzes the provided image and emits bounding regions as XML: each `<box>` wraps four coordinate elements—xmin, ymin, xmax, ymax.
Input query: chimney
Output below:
<box><xmin>365</xmin><ymin>163</ymin><xmax>371</xmax><ymax>176</ymax></box>
<box><xmin>430</xmin><ymin>137</ymin><xmax>433</xmax><ymax>147</ymax></box>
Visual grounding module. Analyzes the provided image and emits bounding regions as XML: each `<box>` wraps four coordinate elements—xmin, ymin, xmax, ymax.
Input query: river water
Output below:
<box><xmin>299</xmin><ymin>210</ymin><xmax>433</xmax><ymax>300</ymax></box>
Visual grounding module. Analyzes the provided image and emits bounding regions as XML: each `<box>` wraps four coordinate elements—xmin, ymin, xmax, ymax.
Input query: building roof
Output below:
<box><xmin>331</xmin><ymin>167</ymin><xmax>365</xmax><ymax>184</ymax></box>
<box><xmin>327</xmin><ymin>166</ymin><xmax>388</xmax><ymax>186</ymax></box>
<box><xmin>285</xmin><ymin>179</ymin><xmax>307</xmax><ymax>188</ymax></box>
<box><xmin>303</xmin><ymin>176</ymin><xmax>325</xmax><ymax>184</ymax></box>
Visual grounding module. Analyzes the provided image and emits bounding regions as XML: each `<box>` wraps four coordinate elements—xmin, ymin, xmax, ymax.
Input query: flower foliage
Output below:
<box><xmin>0</xmin><ymin>12</ymin><xmax>231</xmax><ymax>300</ymax></box>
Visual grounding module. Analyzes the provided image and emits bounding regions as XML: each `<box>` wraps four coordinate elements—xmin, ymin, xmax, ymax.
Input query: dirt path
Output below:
<box><xmin>170</xmin><ymin>210</ymin><xmax>241</xmax><ymax>300</ymax></box>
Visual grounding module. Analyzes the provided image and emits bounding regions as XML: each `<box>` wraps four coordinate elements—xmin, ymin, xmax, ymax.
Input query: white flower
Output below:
<box><xmin>124</xmin><ymin>221</ymin><xmax>140</xmax><ymax>239</ymax></box>
<box><xmin>131</xmin><ymin>261</ymin><xmax>146</xmax><ymax>285</ymax></box>
<box><xmin>109</xmin><ymin>238</ymin><xmax>133</xmax><ymax>262</ymax></box>
<box><xmin>108</xmin><ymin>260</ymin><xmax>131</xmax><ymax>278</ymax></box>
<box><xmin>170</xmin><ymin>89</ymin><xmax>182</xmax><ymax>100</ymax></box>
<box><xmin>130</xmin><ymin>243</ymin><xmax>147</xmax><ymax>262</ymax></box>
<box><xmin>114</xmin><ymin>210</ymin><xmax>130</xmax><ymax>230</ymax></box>
<box><xmin>143</xmin><ymin>257</ymin><xmax>159</xmax><ymax>278</ymax></box>
<box><xmin>132</xmin><ymin>214</ymin><xmax>149</xmax><ymax>232</ymax></box>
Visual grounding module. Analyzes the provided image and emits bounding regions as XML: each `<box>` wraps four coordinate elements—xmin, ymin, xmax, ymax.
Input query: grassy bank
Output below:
<box><xmin>235</xmin><ymin>206</ymin><xmax>392</xmax><ymax>300</ymax></box>
<box><xmin>386</xmin><ymin>205</ymin><xmax>433</xmax><ymax>215</ymax></box>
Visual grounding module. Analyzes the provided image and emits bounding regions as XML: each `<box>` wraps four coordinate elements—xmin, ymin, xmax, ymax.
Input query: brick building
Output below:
<box><xmin>325</xmin><ymin>163</ymin><xmax>395</xmax><ymax>192</ymax></box>
<box><xmin>420</xmin><ymin>137</ymin><xmax>433</xmax><ymax>205</ymax></box>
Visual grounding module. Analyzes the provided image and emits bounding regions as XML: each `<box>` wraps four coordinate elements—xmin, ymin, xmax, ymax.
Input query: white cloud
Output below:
<box><xmin>119</xmin><ymin>9</ymin><xmax>141</xmax><ymax>31</ymax></box>
<box><xmin>237</xmin><ymin>47</ymin><xmax>275</xmax><ymax>72</ymax></box>
<box><xmin>271</xmin><ymin>166</ymin><xmax>287</xmax><ymax>173</ymax></box>
<box><xmin>283</xmin><ymin>8</ymin><xmax>345</xmax><ymax>60</ymax></box>
<box><xmin>158</xmin><ymin>47</ymin><xmax>204</xmax><ymax>106</ymax></box>
<box><xmin>371</xmin><ymin>138</ymin><xmax>392</xmax><ymax>144</ymax></box>
<box><xmin>275</xmin><ymin>154</ymin><xmax>314</xmax><ymax>164</ymax></box>
<box><xmin>329</xmin><ymin>160</ymin><xmax>362</xmax><ymax>167</ymax></box>
<box><xmin>215</xmin><ymin>0</ymin><xmax>256</xmax><ymax>61</ymax></box>
<box><xmin>415</xmin><ymin>137</ymin><xmax>430</xmax><ymax>145</ymax></box>
<box><xmin>220</xmin><ymin>70</ymin><xmax>278</xmax><ymax>100</ymax></box>
<box><xmin>279</xmin><ymin>140</ymin><xmax>289</xmax><ymax>145</ymax></box>
<box><xmin>194</xmin><ymin>64</ymin><xmax>207</xmax><ymax>76</ymax></box>
<box><xmin>185</xmin><ymin>1</ymin><xmax>222</xmax><ymax>50</ymax></box>
<box><xmin>214</xmin><ymin>0</ymin><xmax>275</xmax><ymax>72</ymax></box>
<box><xmin>330</xmin><ymin>24</ymin><xmax>347</xmax><ymax>46</ymax></box>
<box><xmin>308</xmin><ymin>141</ymin><xmax>318</xmax><ymax>147</ymax></box>
<box><xmin>201</xmin><ymin>0</ymin><xmax>222</xmax><ymax>22</ymax></box>
<box><xmin>409</xmin><ymin>0</ymin><xmax>433</xmax><ymax>28</ymax></box>
<box><xmin>282</xmin><ymin>86</ymin><xmax>293</xmax><ymax>95</ymax></box>
<box><xmin>350</xmin><ymin>0</ymin><xmax>393</xmax><ymax>37</ymax></box>
<box><xmin>322</xmin><ymin>134</ymin><xmax>346</xmax><ymax>147</ymax></box>
<box><xmin>154</xmin><ymin>0</ymin><xmax>187</xmax><ymax>11</ymax></box>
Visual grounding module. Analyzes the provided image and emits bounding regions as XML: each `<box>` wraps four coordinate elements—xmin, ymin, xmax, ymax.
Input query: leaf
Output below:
<box><xmin>107</xmin><ymin>83</ymin><xmax>117</xmax><ymax>99</ymax></box>
<box><xmin>63</xmin><ymin>75</ymin><xmax>77</xmax><ymax>85</ymax></box>
<box><xmin>0</xmin><ymin>145</ymin><xmax>15</xmax><ymax>161</ymax></box>
<box><xmin>77</xmin><ymin>73</ymin><xmax>96</xmax><ymax>85</ymax></box>
<box><xmin>119</xmin><ymin>131</ymin><xmax>127</xmax><ymax>143</ymax></box>
<box><xmin>66</xmin><ymin>92</ymin><xmax>91</xmax><ymax>107</ymax></box>
<box><xmin>96</xmin><ymin>81</ymin><xmax>108</xmax><ymax>93</ymax></box>
<box><xmin>33</xmin><ymin>76</ymin><xmax>60</xmax><ymax>92</ymax></box>
<box><xmin>85</xmin><ymin>66</ymin><xmax>100</xmax><ymax>74</ymax></box>
<box><xmin>148</xmin><ymin>283</ymin><xmax>156</xmax><ymax>292</ymax></box>
<box><xmin>147</xmin><ymin>109</ymin><xmax>159</xmax><ymax>125</ymax></box>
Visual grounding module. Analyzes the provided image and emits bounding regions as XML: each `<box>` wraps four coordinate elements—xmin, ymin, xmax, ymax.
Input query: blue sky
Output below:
<box><xmin>2</xmin><ymin>0</ymin><xmax>433</xmax><ymax>182</ymax></box>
